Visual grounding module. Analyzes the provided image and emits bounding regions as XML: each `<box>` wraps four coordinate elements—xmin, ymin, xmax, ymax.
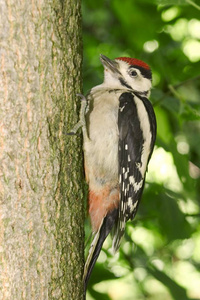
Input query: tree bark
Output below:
<box><xmin>0</xmin><ymin>0</ymin><xmax>84</xmax><ymax>299</ymax></box>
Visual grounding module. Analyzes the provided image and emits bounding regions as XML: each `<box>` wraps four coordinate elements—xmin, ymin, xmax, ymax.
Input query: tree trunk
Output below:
<box><xmin>0</xmin><ymin>0</ymin><xmax>84</xmax><ymax>299</ymax></box>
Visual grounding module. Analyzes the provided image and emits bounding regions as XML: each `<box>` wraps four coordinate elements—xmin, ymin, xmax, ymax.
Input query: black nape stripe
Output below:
<box><xmin>134</xmin><ymin>90</ymin><xmax>149</xmax><ymax>97</ymax></box>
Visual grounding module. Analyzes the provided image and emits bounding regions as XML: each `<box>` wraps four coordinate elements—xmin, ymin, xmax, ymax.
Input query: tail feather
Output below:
<box><xmin>112</xmin><ymin>223</ymin><xmax>125</xmax><ymax>254</ymax></box>
<box><xmin>84</xmin><ymin>208</ymin><xmax>118</xmax><ymax>293</ymax></box>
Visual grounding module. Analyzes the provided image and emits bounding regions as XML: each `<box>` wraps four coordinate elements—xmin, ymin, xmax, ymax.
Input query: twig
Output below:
<box><xmin>153</xmin><ymin>75</ymin><xmax>200</xmax><ymax>106</ymax></box>
<box><xmin>186</xmin><ymin>0</ymin><xmax>200</xmax><ymax>10</ymax></box>
<box><xmin>185</xmin><ymin>213</ymin><xmax>200</xmax><ymax>218</ymax></box>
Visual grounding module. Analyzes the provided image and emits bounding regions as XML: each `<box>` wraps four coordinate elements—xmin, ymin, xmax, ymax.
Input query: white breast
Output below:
<box><xmin>84</xmin><ymin>88</ymin><xmax>120</xmax><ymax>184</ymax></box>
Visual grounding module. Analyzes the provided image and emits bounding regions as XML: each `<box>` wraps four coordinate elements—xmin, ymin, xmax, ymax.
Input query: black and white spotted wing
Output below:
<box><xmin>113</xmin><ymin>92</ymin><xmax>156</xmax><ymax>251</ymax></box>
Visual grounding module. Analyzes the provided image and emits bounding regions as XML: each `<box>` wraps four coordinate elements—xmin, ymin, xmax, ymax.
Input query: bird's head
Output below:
<box><xmin>100</xmin><ymin>54</ymin><xmax>152</xmax><ymax>96</ymax></box>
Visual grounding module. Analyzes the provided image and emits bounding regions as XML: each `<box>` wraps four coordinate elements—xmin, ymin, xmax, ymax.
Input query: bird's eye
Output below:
<box><xmin>129</xmin><ymin>69</ymin><xmax>138</xmax><ymax>77</ymax></box>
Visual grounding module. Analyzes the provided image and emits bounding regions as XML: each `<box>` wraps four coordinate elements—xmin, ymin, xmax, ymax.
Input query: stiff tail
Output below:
<box><xmin>112</xmin><ymin>222</ymin><xmax>125</xmax><ymax>254</ymax></box>
<box><xmin>84</xmin><ymin>208</ymin><xmax>118</xmax><ymax>293</ymax></box>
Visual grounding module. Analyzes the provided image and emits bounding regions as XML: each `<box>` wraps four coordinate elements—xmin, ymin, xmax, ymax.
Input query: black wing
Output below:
<box><xmin>113</xmin><ymin>92</ymin><xmax>156</xmax><ymax>251</ymax></box>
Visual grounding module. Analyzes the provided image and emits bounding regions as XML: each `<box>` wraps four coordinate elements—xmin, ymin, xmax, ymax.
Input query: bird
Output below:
<box><xmin>69</xmin><ymin>54</ymin><xmax>156</xmax><ymax>293</ymax></box>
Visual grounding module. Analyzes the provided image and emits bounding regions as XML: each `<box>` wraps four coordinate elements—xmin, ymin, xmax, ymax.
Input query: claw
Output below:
<box><xmin>77</xmin><ymin>93</ymin><xmax>87</xmax><ymax>101</ymax></box>
<box><xmin>67</xmin><ymin>93</ymin><xmax>88</xmax><ymax>135</ymax></box>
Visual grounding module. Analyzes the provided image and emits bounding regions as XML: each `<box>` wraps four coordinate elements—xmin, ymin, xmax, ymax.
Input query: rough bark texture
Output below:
<box><xmin>0</xmin><ymin>0</ymin><xmax>84</xmax><ymax>299</ymax></box>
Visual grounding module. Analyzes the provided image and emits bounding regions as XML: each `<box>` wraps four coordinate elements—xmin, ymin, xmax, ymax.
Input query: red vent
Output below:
<box><xmin>115</xmin><ymin>57</ymin><xmax>150</xmax><ymax>70</ymax></box>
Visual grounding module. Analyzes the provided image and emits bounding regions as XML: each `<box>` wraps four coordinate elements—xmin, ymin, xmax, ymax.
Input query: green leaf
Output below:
<box><xmin>88</xmin><ymin>262</ymin><xmax>116</xmax><ymax>287</ymax></box>
<box><xmin>88</xmin><ymin>288</ymin><xmax>112</xmax><ymax>300</ymax></box>
<box><xmin>148</xmin><ymin>265</ymin><xmax>190</xmax><ymax>300</ymax></box>
<box><xmin>170</xmin><ymin>140</ymin><xmax>196</xmax><ymax>195</ymax></box>
<box><xmin>158</xmin><ymin>192</ymin><xmax>192</xmax><ymax>240</ymax></box>
<box><xmin>154</xmin><ymin>106</ymin><xmax>174</xmax><ymax>144</ymax></box>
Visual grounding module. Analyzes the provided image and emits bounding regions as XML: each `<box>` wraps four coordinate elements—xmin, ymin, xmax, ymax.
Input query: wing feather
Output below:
<box><xmin>113</xmin><ymin>92</ymin><xmax>156</xmax><ymax>251</ymax></box>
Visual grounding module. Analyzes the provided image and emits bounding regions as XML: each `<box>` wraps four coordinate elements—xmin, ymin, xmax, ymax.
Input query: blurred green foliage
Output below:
<box><xmin>82</xmin><ymin>0</ymin><xmax>200</xmax><ymax>299</ymax></box>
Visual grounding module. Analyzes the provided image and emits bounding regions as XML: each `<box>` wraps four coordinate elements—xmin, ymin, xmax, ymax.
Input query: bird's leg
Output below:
<box><xmin>67</xmin><ymin>94</ymin><xmax>88</xmax><ymax>135</ymax></box>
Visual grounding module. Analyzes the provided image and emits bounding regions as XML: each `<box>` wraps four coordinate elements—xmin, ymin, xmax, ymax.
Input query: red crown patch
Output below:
<box><xmin>115</xmin><ymin>57</ymin><xmax>150</xmax><ymax>70</ymax></box>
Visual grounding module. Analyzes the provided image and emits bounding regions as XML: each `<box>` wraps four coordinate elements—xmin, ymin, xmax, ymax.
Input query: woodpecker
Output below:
<box><xmin>70</xmin><ymin>54</ymin><xmax>156</xmax><ymax>292</ymax></box>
